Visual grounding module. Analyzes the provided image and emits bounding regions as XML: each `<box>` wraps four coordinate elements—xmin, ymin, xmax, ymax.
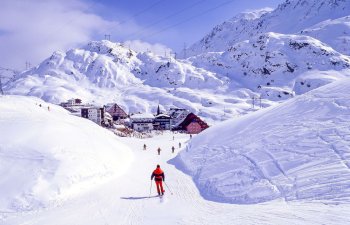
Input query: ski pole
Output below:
<box><xmin>149</xmin><ymin>180</ymin><xmax>153</xmax><ymax>198</ymax></box>
<box><xmin>164</xmin><ymin>181</ymin><xmax>173</xmax><ymax>195</ymax></box>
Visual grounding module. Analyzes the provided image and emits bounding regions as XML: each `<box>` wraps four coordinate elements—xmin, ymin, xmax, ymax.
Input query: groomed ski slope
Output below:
<box><xmin>1</xmin><ymin>130</ymin><xmax>350</xmax><ymax>224</ymax></box>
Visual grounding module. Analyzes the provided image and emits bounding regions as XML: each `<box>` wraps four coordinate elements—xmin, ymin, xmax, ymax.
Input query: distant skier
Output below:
<box><xmin>157</xmin><ymin>147</ymin><xmax>161</xmax><ymax>155</ymax></box>
<box><xmin>190</xmin><ymin>134</ymin><xmax>192</xmax><ymax>139</ymax></box>
<box><xmin>151</xmin><ymin>164</ymin><xmax>165</xmax><ymax>196</ymax></box>
<box><xmin>143</xmin><ymin>144</ymin><xmax>147</xmax><ymax>150</ymax></box>
<box><xmin>179</xmin><ymin>142</ymin><xmax>181</xmax><ymax>148</ymax></box>
<box><xmin>172</xmin><ymin>146</ymin><xmax>175</xmax><ymax>153</ymax></box>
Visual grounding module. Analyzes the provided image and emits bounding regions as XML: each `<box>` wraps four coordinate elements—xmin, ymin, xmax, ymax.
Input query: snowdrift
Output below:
<box><xmin>0</xmin><ymin>95</ymin><xmax>133</xmax><ymax>211</ymax></box>
<box><xmin>171</xmin><ymin>78</ymin><xmax>350</xmax><ymax>204</ymax></box>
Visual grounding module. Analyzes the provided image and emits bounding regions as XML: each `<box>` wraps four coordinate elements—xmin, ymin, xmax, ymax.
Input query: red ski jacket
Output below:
<box><xmin>151</xmin><ymin>168</ymin><xmax>165</xmax><ymax>182</ymax></box>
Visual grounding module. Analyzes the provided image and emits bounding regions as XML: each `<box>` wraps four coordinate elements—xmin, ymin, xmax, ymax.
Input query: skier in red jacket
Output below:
<box><xmin>151</xmin><ymin>164</ymin><xmax>165</xmax><ymax>196</ymax></box>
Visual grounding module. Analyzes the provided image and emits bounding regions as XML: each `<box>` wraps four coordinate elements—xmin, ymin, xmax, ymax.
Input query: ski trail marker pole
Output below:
<box><xmin>149</xmin><ymin>180</ymin><xmax>153</xmax><ymax>198</ymax></box>
<box><xmin>164</xmin><ymin>181</ymin><xmax>173</xmax><ymax>195</ymax></box>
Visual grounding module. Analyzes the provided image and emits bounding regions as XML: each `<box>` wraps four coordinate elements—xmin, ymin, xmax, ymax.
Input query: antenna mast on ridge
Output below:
<box><xmin>183</xmin><ymin>42</ymin><xmax>187</xmax><ymax>58</ymax></box>
<box><xmin>0</xmin><ymin>74</ymin><xmax>4</xmax><ymax>95</ymax></box>
<box><xmin>104</xmin><ymin>34</ymin><xmax>111</xmax><ymax>41</ymax></box>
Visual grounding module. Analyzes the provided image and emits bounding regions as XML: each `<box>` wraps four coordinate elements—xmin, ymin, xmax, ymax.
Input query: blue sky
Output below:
<box><xmin>0</xmin><ymin>0</ymin><xmax>283</xmax><ymax>70</ymax></box>
<box><xmin>92</xmin><ymin>0</ymin><xmax>283</xmax><ymax>51</ymax></box>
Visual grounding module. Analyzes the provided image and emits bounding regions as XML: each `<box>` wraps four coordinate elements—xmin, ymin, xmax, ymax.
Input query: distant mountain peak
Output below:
<box><xmin>230</xmin><ymin>7</ymin><xmax>273</xmax><ymax>22</ymax></box>
<box><xmin>186</xmin><ymin>0</ymin><xmax>350</xmax><ymax>57</ymax></box>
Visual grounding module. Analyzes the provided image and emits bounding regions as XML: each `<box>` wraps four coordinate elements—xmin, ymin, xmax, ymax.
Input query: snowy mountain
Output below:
<box><xmin>172</xmin><ymin>77</ymin><xmax>350</xmax><ymax>204</ymax></box>
<box><xmin>4</xmin><ymin>40</ymin><xmax>272</xmax><ymax>123</ymax></box>
<box><xmin>4</xmin><ymin>0</ymin><xmax>350</xmax><ymax>124</ymax></box>
<box><xmin>184</xmin><ymin>8</ymin><xmax>273</xmax><ymax>56</ymax></box>
<box><xmin>0</xmin><ymin>95</ymin><xmax>133</xmax><ymax>211</ymax></box>
<box><xmin>189</xmin><ymin>32</ymin><xmax>350</xmax><ymax>100</ymax></box>
<box><xmin>9</xmin><ymin>40</ymin><xmax>225</xmax><ymax>94</ymax></box>
<box><xmin>300</xmin><ymin>15</ymin><xmax>350</xmax><ymax>55</ymax></box>
<box><xmin>5</xmin><ymin>36</ymin><xmax>350</xmax><ymax>122</ymax></box>
<box><xmin>182</xmin><ymin>0</ymin><xmax>350</xmax><ymax>103</ymax></box>
<box><xmin>186</xmin><ymin>0</ymin><xmax>350</xmax><ymax>56</ymax></box>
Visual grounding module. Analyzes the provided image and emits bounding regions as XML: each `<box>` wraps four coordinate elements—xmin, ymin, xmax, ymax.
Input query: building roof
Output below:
<box><xmin>106</xmin><ymin>103</ymin><xmax>123</xmax><ymax>109</ymax></box>
<box><xmin>168</xmin><ymin>108</ymin><xmax>189</xmax><ymax>117</ymax></box>
<box><xmin>81</xmin><ymin>106</ymin><xmax>104</xmax><ymax>110</ymax></box>
<box><xmin>105</xmin><ymin>103</ymin><xmax>127</xmax><ymax>116</ymax></box>
<box><xmin>176</xmin><ymin>113</ymin><xmax>209</xmax><ymax>130</ymax></box>
<box><xmin>155</xmin><ymin>114</ymin><xmax>171</xmax><ymax>118</ymax></box>
<box><xmin>130</xmin><ymin>113</ymin><xmax>155</xmax><ymax>119</ymax></box>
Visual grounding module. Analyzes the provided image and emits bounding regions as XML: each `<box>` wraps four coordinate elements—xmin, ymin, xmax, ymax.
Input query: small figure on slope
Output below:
<box><xmin>172</xmin><ymin>146</ymin><xmax>175</xmax><ymax>153</ymax></box>
<box><xmin>157</xmin><ymin>147</ymin><xmax>161</xmax><ymax>155</ymax></box>
<box><xmin>143</xmin><ymin>144</ymin><xmax>147</xmax><ymax>150</ymax></box>
<box><xmin>179</xmin><ymin>142</ymin><xmax>181</xmax><ymax>148</ymax></box>
<box><xmin>151</xmin><ymin>164</ymin><xmax>165</xmax><ymax>196</ymax></box>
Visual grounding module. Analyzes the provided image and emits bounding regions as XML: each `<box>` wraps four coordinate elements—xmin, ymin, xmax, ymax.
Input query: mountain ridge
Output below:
<box><xmin>186</xmin><ymin>0</ymin><xmax>350</xmax><ymax>57</ymax></box>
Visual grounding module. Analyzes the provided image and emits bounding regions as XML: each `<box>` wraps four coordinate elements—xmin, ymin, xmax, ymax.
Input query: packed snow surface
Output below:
<box><xmin>0</xmin><ymin>96</ymin><xmax>133</xmax><ymax>212</ymax></box>
<box><xmin>1</xmin><ymin>130</ymin><xmax>350</xmax><ymax>225</ymax></box>
<box><xmin>173</xmin><ymin>78</ymin><xmax>350</xmax><ymax>204</ymax></box>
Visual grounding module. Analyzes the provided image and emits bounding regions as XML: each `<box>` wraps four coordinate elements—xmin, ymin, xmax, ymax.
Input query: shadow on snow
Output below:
<box><xmin>120</xmin><ymin>196</ymin><xmax>159</xmax><ymax>200</ymax></box>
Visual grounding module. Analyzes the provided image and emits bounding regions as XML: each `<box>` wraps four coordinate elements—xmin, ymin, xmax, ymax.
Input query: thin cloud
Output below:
<box><xmin>0</xmin><ymin>0</ymin><xmax>189</xmax><ymax>72</ymax></box>
<box><xmin>0</xmin><ymin>0</ymin><xmax>115</xmax><ymax>70</ymax></box>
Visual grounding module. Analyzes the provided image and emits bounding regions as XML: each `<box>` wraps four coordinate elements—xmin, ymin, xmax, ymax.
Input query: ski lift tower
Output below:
<box><xmin>0</xmin><ymin>73</ymin><xmax>4</xmax><ymax>95</ymax></box>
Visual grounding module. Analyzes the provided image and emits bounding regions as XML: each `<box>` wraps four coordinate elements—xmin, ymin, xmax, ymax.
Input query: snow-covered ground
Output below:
<box><xmin>173</xmin><ymin>77</ymin><xmax>350</xmax><ymax>205</ymax></box>
<box><xmin>0</xmin><ymin>96</ymin><xmax>133</xmax><ymax>213</ymax></box>
<box><xmin>2</xmin><ymin>0</ymin><xmax>350</xmax><ymax>222</ymax></box>
<box><xmin>1</xmin><ymin>96</ymin><xmax>350</xmax><ymax>224</ymax></box>
<box><xmin>2</xmin><ymin>133</ymin><xmax>350</xmax><ymax>225</ymax></box>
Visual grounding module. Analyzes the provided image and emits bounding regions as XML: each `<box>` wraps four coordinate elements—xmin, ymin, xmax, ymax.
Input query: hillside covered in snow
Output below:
<box><xmin>185</xmin><ymin>0</ymin><xmax>350</xmax><ymax>102</ymax></box>
<box><xmin>172</xmin><ymin>77</ymin><xmax>350</xmax><ymax>204</ymax></box>
<box><xmin>4</xmin><ymin>40</ymin><xmax>261</xmax><ymax>123</ymax></box>
<box><xmin>0</xmin><ymin>95</ymin><xmax>133</xmax><ymax>212</ymax></box>
<box><xmin>190</xmin><ymin>32</ymin><xmax>350</xmax><ymax>100</ymax></box>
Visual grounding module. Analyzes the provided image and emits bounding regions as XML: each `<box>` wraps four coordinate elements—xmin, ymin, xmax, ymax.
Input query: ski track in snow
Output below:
<box><xmin>1</xmin><ymin>132</ymin><xmax>350</xmax><ymax>225</ymax></box>
<box><xmin>173</xmin><ymin>79</ymin><xmax>350</xmax><ymax>207</ymax></box>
